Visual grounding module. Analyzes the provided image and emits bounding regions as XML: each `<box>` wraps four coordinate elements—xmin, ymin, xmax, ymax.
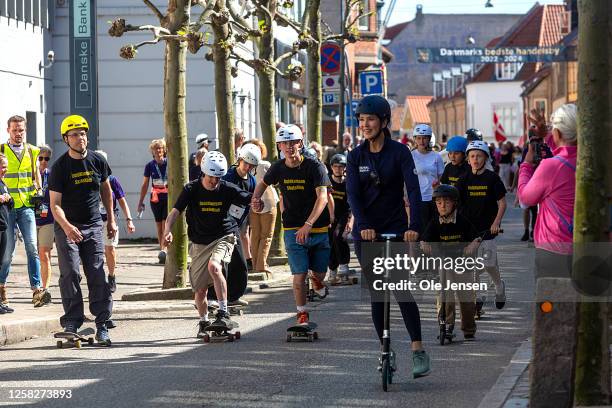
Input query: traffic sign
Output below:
<box><xmin>322</xmin><ymin>75</ymin><xmax>340</xmax><ymax>90</ymax></box>
<box><xmin>345</xmin><ymin>100</ymin><xmax>360</xmax><ymax>127</ymax></box>
<box><xmin>321</xmin><ymin>42</ymin><xmax>341</xmax><ymax>74</ymax></box>
<box><xmin>359</xmin><ymin>70</ymin><xmax>384</xmax><ymax>95</ymax></box>
<box><xmin>323</xmin><ymin>92</ymin><xmax>339</xmax><ymax>105</ymax></box>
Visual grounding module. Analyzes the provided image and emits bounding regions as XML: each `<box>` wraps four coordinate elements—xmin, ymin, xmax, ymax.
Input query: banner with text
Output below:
<box><xmin>416</xmin><ymin>46</ymin><xmax>576</xmax><ymax>64</ymax></box>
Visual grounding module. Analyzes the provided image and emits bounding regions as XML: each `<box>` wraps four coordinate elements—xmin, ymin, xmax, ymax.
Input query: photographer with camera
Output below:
<box><xmin>518</xmin><ymin>104</ymin><xmax>577</xmax><ymax>278</ymax></box>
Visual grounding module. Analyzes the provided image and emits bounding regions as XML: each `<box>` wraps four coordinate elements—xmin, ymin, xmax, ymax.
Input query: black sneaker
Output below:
<box><xmin>63</xmin><ymin>323</ymin><xmax>78</xmax><ymax>334</ymax></box>
<box><xmin>95</xmin><ymin>325</ymin><xmax>112</xmax><ymax>346</ymax></box>
<box><xmin>464</xmin><ymin>334</ymin><xmax>476</xmax><ymax>341</ymax></box>
<box><xmin>197</xmin><ymin>320</ymin><xmax>211</xmax><ymax>338</ymax></box>
<box><xmin>108</xmin><ymin>275</ymin><xmax>117</xmax><ymax>293</ymax></box>
<box><xmin>212</xmin><ymin>310</ymin><xmax>233</xmax><ymax>329</ymax></box>
<box><xmin>520</xmin><ymin>230</ymin><xmax>529</xmax><ymax>241</ymax></box>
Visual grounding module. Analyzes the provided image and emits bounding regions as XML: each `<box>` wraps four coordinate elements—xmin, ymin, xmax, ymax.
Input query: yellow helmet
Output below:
<box><xmin>61</xmin><ymin>115</ymin><xmax>89</xmax><ymax>135</ymax></box>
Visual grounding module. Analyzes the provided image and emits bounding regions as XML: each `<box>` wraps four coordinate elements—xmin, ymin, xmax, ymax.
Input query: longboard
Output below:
<box><xmin>286</xmin><ymin>322</ymin><xmax>318</xmax><ymax>342</ymax></box>
<box><xmin>201</xmin><ymin>321</ymin><xmax>241</xmax><ymax>343</ymax></box>
<box><xmin>54</xmin><ymin>328</ymin><xmax>95</xmax><ymax>349</ymax></box>
<box><xmin>207</xmin><ymin>239</ymin><xmax>248</xmax><ymax>303</ymax></box>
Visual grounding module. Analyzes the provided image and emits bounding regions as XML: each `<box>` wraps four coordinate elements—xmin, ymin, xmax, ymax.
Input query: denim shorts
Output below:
<box><xmin>283</xmin><ymin>230</ymin><xmax>331</xmax><ymax>274</ymax></box>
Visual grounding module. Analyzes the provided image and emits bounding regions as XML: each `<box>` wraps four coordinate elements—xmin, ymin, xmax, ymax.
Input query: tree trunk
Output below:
<box><xmin>573</xmin><ymin>0</ymin><xmax>611</xmax><ymax>404</ymax></box>
<box><xmin>306</xmin><ymin>0</ymin><xmax>322</xmax><ymax>145</ymax></box>
<box><xmin>212</xmin><ymin>0</ymin><xmax>236</xmax><ymax>162</ymax></box>
<box><xmin>162</xmin><ymin>1</ymin><xmax>191</xmax><ymax>289</ymax></box>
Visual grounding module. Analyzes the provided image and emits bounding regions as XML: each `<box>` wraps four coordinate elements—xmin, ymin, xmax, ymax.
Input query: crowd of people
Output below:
<box><xmin>0</xmin><ymin>100</ymin><xmax>577</xmax><ymax>377</ymax></box>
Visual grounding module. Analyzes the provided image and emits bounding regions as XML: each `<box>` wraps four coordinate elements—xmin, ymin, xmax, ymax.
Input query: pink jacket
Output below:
<box><xmin>518</xmin><ymin>145</ymin><xmax>577</xmax><ymax>255</ymax></box>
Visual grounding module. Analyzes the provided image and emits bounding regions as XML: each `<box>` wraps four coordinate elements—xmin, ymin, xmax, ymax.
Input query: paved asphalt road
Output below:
<box><xmin>0</xmin><ymin>204</ymin><xmax>535</xmax><ymax>407</ymax></box>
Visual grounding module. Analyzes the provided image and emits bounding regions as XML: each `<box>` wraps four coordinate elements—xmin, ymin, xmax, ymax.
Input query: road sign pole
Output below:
<box><xmin>338</xmin><ymin>39</ymin><xmax>346</xmax><ymax>148</ymax></box>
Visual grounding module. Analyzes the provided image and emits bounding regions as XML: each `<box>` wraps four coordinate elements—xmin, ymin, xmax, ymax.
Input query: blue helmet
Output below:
<box><xmin>446</xmin><ymin>136</ymin><xmax>468</xmax><ymax>153</ymax></box>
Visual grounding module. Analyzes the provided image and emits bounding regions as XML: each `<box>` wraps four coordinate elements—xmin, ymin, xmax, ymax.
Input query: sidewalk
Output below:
<box><xmin>0</xmin><ymin>242</ymin><xmax>290</xmax><ymax>346</ymax></box>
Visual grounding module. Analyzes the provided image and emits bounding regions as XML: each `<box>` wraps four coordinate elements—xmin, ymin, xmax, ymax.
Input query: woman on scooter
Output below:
<box><xmin>346</xmin><ymin>95</ymin><xmax>431</xmax><ymax>379</ymax></box>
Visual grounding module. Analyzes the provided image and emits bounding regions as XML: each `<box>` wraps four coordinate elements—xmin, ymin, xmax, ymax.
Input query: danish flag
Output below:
<box><xmin>493</xmin><ymin>112</ymin><xmax>507</xmax><ymax>142</ymax></box>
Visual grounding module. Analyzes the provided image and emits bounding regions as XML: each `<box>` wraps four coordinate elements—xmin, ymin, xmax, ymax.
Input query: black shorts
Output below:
<box><xmin>150</xmin><ymin>196</ymin><xmax>168</xmax><ymax>222</ymax></box>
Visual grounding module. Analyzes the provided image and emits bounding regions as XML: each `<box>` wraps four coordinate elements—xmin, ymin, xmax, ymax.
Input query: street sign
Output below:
<box><xmin>323</xmin><ymin>92</ymin><xmax>339</xmax><ymax>106</ymax></box>
<box><xmin>322</xmin><ymin>75</ymin><xmax>340</xmax><ymax>90</ymax></box>
<box><xmin>345</xmin><ymin>100</ymin><xmax>360</xmax><ymax>127</ymax></box>
<box><xmin>320</xmin><ymin>42</ymin><xmax>341</xmax><ymax>74</ymax></box>
<box><xmin>359</xmin><ymin>70</ymin><xmax>384</xmax><ymax>95</ymax></box>
<box><xmin>69</xmin><ymin>0</ymin><xmax>99</xmax><ymax>149</ymax></box>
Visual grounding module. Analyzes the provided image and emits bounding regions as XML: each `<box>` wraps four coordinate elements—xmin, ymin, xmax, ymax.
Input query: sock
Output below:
<box><xmin>297</xmin><ymin>305</ymin><xmax>306</xmax><ymax>313</ymax></box>
<box><xmin>200</xmin><ymin>314</ymin><xmax>210</xmax><ymax>322</ymax></box>
<box><xmin>219</xmin><ymin>300</ymin><xmax>228</xmax><ymax>312</ymax></box>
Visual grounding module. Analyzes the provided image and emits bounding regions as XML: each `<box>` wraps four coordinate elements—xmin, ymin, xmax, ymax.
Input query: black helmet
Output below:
<box><xmin>432</xmin><ymin>184</ymin><xmax>459</xmax><ymax>201</ymax></box>
<box><xmin>465</xmin><ymin>128</ymin><xmax>483</xmax><ymax>141</ymax></box>
<box><xmin>330</xmin><ymin>154</ymin><xmax>347</xmax><ymax>166</ymax></box>
<box><xmin>355</xmin><ymin>95</ymin><xmax>391</xmax><ymax>125</ymax></box>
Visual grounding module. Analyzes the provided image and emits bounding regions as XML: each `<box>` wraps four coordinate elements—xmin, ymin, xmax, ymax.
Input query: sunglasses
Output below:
<box><xmin>38</xmin><ymin>157</ymin><xmax>50</xmax><ymax>162</ymax></box>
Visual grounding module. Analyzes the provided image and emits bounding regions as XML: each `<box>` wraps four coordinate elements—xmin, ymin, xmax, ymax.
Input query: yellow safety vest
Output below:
<box><xmin>2</xmin><ymin>144</ymin><xmax>40</xmax><ymax>208</ymax></box>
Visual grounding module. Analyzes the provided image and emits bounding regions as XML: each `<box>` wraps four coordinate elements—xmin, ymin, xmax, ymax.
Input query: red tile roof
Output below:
<box><xmin>391</xmin><ymin>105</ymin><xmax>403</xmax><ymax>132</ymax></box>
<box><xmin>404</xmin><ymin>95</ymin><xmax>433</xmax><ymax>125</ymax></box>
<box><xmin>385</xmin><ymin>21</ymin><xmax>410</xmax><ymax>41</ymax></box>
<box><xmin>469</xmin><ymin>4</ymin><xmax>567</xmax><ymax>84</ymax></box>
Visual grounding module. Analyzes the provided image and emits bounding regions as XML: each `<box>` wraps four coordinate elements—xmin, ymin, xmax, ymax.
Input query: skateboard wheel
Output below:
<box><xmin>352</xmin><ymin>278</ymin><xmax>358</xmax><ymax>284</ymax></box>
<box><xmin>286</xmin><ymin>334</ymin><xmax>292</xmax><ymax>342</ymax></box>
<box><xmin>235</xmin><ymin>331</ymin><xmax>241</xmax><ymax>340</ymax></box>
<box><xmin>75</xmin><ymin>340</ymin><xmax>82</xmax><ymax>349</ymax></box>
<box><xmin>203</xmin><ymin>334</ymin><xmax>210</xmax><ymax>343</ymax></box>
<box><xmin>56</xmin><ymin>340</ymin><xmax>63</xmax><ymax>349</ymax></box>
<box><xmin>307</xmin><ymin>334</ymin><xmax>314</xmax><ymax>342</ymax></box>
<box><xmin>313</xmin><ymin>331</ymin><xmax>318</xmax><ymax>340</ymax></box>
<box><xmin>228</xmin><ymin>334</ymin><xmax>235</xmax><ymax>342</ymax></box>
<box><xmin>88</xmin><ymin>338</ymin><xmax>94</xmax><ymax>345</ymax></box>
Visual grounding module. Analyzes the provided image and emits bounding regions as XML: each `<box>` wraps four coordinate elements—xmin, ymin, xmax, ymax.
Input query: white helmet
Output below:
<box><xmin>413</xmin><ymin>124</ymin><xmax>433</xmax><ymax>137</ymax></box>
<box><xmin>201</xmin><ymin>151</ymin><xmax>228</xmax><ymax>177</ymax></box>
<box><xmin>466</xmin><ymin>140</ymin><xmax>490</xmax><ymax>158</ymax></box>
<box><xmin>195</xmin><ymin>133</ymin><xmax>209</xmax><ymax>147</ymax></box>
<box><xmin>276</xmin><ymin>124</ymin><xmax>303</xmax><ymax>143</ymax></box>
<box><xmin>238</xmin><ymin>143</ymin><xmax>261</xmax><ymax>166</ymax></box>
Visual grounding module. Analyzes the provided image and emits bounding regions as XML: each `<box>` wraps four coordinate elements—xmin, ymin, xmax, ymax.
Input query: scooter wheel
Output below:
<box><xmin>235</xmin><ymin>331</ymin><xmax>241</xmax><ymax>340</ymax></box>
<box><xmin>313</xmin><ymin>331</ymin><xmax>318</xmax><ymax>340</ymax></box>
<box><xmin>56</xmin><ymin>340</ymin><xmax>63</xmax><ymax>349</ymax></box>
<box><xmin>203</xmin><ymin>334</ymin><xmax>210</xmax><ymax>343</ymax></box>
<box><xmin>286</xmin><ymin>334</ymin><xmax>292</xmax><ymax>343</ymax></box>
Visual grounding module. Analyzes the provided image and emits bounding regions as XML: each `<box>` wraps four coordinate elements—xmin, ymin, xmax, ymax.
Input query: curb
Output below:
<box><xmin>477</xmin><ymin>338</ymin><xmax>532</xmax><ymax>408</ymax></box>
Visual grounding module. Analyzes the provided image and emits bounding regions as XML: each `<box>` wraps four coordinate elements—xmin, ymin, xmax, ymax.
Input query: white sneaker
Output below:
<box><xmin>338</xmin><ymin>264</ymin><xmax>350</xmax><ymax>276</ymax></box>
<box><xmin>208</xmin><ymin>300</ymin><xmax>219</xmax><ymax>309</ymax></box>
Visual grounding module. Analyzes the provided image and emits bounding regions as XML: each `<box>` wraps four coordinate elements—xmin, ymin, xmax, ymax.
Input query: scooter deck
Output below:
<box><xmin>54</xmin><ymin>328</ymin><xmax>95</xmax><ymax>349</ymax></box>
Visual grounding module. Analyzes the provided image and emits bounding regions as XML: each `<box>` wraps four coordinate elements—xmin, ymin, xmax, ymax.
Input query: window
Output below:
<box><xmin>567</xmin><ymin>61</ymin><xmax>577</xmax><ymax>102</ymax></box>
<box><xmin>534</xmin><ymin>99</ymin><xmax>547</xmax><ymax>118</ymax></box>
<box><xmin>495</xmin><ymin>63</ymin><xmax>523</xmax><ymax>81</ymax></box>
<box><xmin>358</xmin><ymin>0</ymin><xmax>370</xmax><ymax>31</ymax></box>
<box><xmin>492</xmin><ymin>104</ymin><xmax>519</xmax><ymax>137</ymax></box>
<box><xmin>17</xmin><ymin>0</ymin><xmax>23</xmax><ymax>21</ymax></box>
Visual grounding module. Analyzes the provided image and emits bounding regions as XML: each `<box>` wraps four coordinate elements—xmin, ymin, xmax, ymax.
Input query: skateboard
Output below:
<box><xmin>286</xmin><ymin>322</ymin><xmax>318</xmax><ymax>342</ymax></box>
<box><xmin>54</xmin><ymin>328</ymin><xmax>95</xmax><ymax>349</ymax></box>
<box><xmin>201</xmin><ymin>303</ymin><xmax>245</xmax><ymax>317</ymax></box>
<box><xmin>201</xmin><ymin>321</ymin><xmax>241</xmax><ymax>343</ymax></box>
<box><xmin>330</xmin><ymin>275</ymin><xmax>359</xmax><ymax>286</ymax></box>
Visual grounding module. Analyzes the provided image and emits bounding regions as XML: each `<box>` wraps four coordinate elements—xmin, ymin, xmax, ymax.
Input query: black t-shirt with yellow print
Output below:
<box><xmin>440</xmin><ymin>161</ymin><xmax>470</xmax><ymax>187</ymax></box>
<box><xmin>48</xmin><ymin>150</ymin><xmax>111</xmax><ymax>225</ymax></box>
<box><xmin>330</xmin><ymin>177</ymin><xmax>350</xmax><ymax>221</ymax></box>
<box><xmin>456</xmin><ymin>169</ymin><xmax>506</xmax><ymax>234</ymax></box>
<box><xmin>264</xmin><ymin>156</ymin><xmax>331</xmax><ymax>230</ymax></box>
<box><xmin>173</xmin><ymin>179</ymin><xmax>251</xmax><ymax>245</ymax></box>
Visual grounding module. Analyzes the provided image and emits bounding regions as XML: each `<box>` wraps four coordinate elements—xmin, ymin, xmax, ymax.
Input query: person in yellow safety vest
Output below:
<box><xmin>0</xmin><ymin>115</ymin><xmax>49</xmax><ymax>309</ymax></box>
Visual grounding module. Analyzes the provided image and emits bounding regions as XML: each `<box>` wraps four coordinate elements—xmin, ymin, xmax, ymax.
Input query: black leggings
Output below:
<box><xmin>328</xmin><ymin>217</ymin><xmax>350</xmax><ymax>270</ymax></box>
<box><xmin>355</xmin><ymin>240</ymin><xmax>422</xmax><ymax>343</ymax></box>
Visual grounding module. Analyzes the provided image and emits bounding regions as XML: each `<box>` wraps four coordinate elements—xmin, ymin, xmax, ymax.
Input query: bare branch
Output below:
<box><xmin>143</xmin><ymin>0</ymin><xmax>165</xmax><ymax>22</ymax></box>
<box><xmin>229</xmin><ymin>50</ymin><xmax>256</xmax><ymax>69</ymax></box>
<box><xmin>274</xmin><ymin>11</ymin><xmax>301</xmax><ymax>32</ymax></box>
<box><xmin>227</xmin><ymin>0</ymin><xmax>252</xmax><ymax>29</ymax></box>
<box><xmin>274</xmin><ymin>49</ymin><xmax>296</xmax><ymax>67</ymax></box>
<box><xmin>192</xmin><ymin>0</ymin><xmax>216</xmax><ymax>31</ymax></box>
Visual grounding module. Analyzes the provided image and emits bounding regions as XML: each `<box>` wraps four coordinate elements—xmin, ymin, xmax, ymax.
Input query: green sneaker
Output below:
<box><xmin>412</xmin><ymin>349</ymin><xmax>431</xmax><ymax>378</ymax></box>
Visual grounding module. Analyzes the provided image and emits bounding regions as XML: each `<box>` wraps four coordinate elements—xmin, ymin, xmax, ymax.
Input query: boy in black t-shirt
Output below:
<box><xmin>456</xmin><ymin>141</ymin><xmax>507</xmax><ymax>311</ymax></box>
<box><xmin>252</xmin><ymin>124</ymin><xmax>331</xmax><ymax>327</ymax></box>
<box><xmin>440</xmin><ymin>136</ymin><xmax>470</xmax><ymax>187</ymax></box>
<box><xmin>422</xmin><ymin>185</ymin><xmax>481</xmax><ymax>341</ymax></box>
<box><xmin>49</xmin><ymin>115</ymin><xmax>117</xmax><ymax>346</ymax></box>
<box><xmin>327</xmin><ymin>154</ymin><xmax>353</xmax><ymax>284</ymax></box>
<box><xmin>164</xmin><ymin>152</ymin><xmax>251</xmax><ymax>338</ymax></box>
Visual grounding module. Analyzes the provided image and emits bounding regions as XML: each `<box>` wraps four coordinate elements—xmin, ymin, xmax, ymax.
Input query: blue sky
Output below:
<box><xmin>383</xmin><ymin>0</ymin><xmax>566</xmax><ymax>27</ymax></box>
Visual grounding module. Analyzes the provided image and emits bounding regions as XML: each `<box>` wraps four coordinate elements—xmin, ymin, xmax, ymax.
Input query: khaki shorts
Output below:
<box><xmin>103</xmin><ymin>220</ymin><xmax>119</xmax><ymax>247</ymax></box>
<box><xmin>478</xmin><ymin>239</ymin><xmax>498</xmax><ymax>268</ymax></box>
<box><xmin>189</xmin><ymin>234</ymin><xmax>236</xmax><ymax>291</ymax></box>
<box><xmin>37</xmin><ymin>223</ymin><xmax>55</xmax><ymax>249</ymax></box>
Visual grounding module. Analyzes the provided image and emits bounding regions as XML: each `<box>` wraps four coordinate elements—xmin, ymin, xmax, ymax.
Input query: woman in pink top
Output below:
<box><xmin>518</xmin><ymin>104</ymin><xmax>577</xmax><ymax>279</ymax></box>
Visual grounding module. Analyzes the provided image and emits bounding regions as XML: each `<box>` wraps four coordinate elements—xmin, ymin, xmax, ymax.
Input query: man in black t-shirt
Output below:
<box><xmin>455</xmin><ymin>140</ymin><xmax>507</xmax><ymax>311</ymax></box>
<box><xmin>251</xmin><ymin>124</ymin><xmax>331</xmax><ymax>327</ymax></box>
<box><xmin>327</xmin><ymin>154</ymin><xmax>353</xmax><ymax>283</ymax></box>
<box><xmin>49</xmin><ymin>115</ymin><xmax>117</xmax><ymax>346</ymax></box>
<box><xmin>164</xmin><ymin>151</ymin><xmax>251</xmax><ymax>338</ymax></box>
